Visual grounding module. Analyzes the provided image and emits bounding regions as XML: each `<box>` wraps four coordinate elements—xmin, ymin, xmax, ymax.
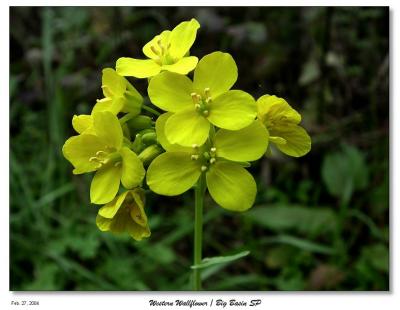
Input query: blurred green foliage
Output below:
<box><xmin>10</xmin><ymin>7</ymin><xmax>389</xmax><ymax>291</ymax></box>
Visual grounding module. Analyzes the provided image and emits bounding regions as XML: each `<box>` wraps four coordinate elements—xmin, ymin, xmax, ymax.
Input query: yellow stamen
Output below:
<box><xmin>150</xmin><ymin>45</ymin><xmax>160</xmax><ymax>55</ymax></box>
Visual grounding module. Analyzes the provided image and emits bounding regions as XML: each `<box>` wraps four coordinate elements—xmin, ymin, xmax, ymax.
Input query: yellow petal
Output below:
<box><xmin>72</xmin><ymin>114</ymin><xmax>93</xmax><ymax>134</ymax></box>
<box><xmin>214</xmin><ymin>120</ymin><xmax>269</xmax><ymax>162</ymax></box>
<box><xmin>116</xmin><ymin>57</ymin><xmax>161</xmax><ymax>78</ymax></box>
<box><xmin>165</xmin><ymin>108</ymin><xmax>210</xmax><ymax>147</ymax></box>
<box><xmin>102</xmin><ymin>68</ymin><xmax>127</xmax><ymax>97</ymax></box>
<box><xmin>271</xmin><ymin>125</ymin><xmax>311</xmax><ymax>157</ymax></box>
<box><xmin>90</xmin><ymin>165</ymin><xmax>122</xmax><ymax>204</ymax></box>
<box><xmin>257</xmin><ymin>95</ymin><xmax>301</xmax><ymax>125</ymax></box>
<box><xmin>92</xmin><ymin>111</ymin><xmax>123</xmax><ymax>150</ymax></box>
<box><xmin>142</xmin><ymin>31</ymin><xmax>171</xmax><ymax>59</ymax></box>
<box><xmin>193</xmin><ymin>52</ymin><xmax>237</xmax><ymax>99</ymax></box>
<box><xmin>98</xmin><ymin>191</ymin><xmax>129</xmax><ymax>219</ymax></box>
<box><xmin>161</xmin><ymin>56</ymin><xmax>198</xmax><ymax>75</ymax></box>
<box><xmin>148</xmin><ymin>71</ymin><xmax>193</xmax><ymax>112</ymax></box>
<box><xmin>62</xmin><ymin>134</ymin><xmax>107</xmax><ymax>174</ymax></box>
<box><xmin>155</xmin><ymin>112</ymin><xmax>192</xmax><ymax>152</ymax></box>
<box><xmin>120</xmin><ymin>147</ymin><xmax>145</xmax><ymax>189</ymax></box>
<box><xmin>169</xmin><ymin>19</ymin><xmax>200</xmax><ymax>59</ymax></box>
<box><xmin>206</xmin><ymin>162</ymin><xmax>256</xmax><ymax>212</ymax></box>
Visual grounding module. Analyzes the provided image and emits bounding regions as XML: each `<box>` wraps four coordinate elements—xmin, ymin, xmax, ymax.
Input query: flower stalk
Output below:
<box><xmin>193</xmin><ymin>173</ymin><xmax>206</xmax><ymax>290</ymax></box>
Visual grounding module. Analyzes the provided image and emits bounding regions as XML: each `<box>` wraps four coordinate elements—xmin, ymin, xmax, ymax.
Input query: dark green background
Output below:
<box><xmin>10</xmin><ymin>7</ymin><xmax>389</xmax><ymax>290</ymax></box>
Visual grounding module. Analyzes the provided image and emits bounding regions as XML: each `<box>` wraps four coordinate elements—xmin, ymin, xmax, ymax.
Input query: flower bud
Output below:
<box><xmin>138</xmin><ymin>145</ymin><xmax>163</xmax><ymax>165</ymax></box>
<box><xmin>123</xmin><ymin>90</ymin><xmax>143</xmax><ymax>115</ymax></box>
<box><xmin>131</xmin><ymin>134</ymin><xmax>143</xmax><ymax>154</ymax></box>
<box><xmin>141</xmin><ymin>132</ymin><xmax>157</xmax><ymax>146</ymax></box>
<box><xmin>127</xmin><ymin>115</ymin><xmax>154</xmax><ymax>133</ymax></box>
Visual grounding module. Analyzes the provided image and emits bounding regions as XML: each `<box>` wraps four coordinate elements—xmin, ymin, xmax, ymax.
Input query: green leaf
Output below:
<box><xmin>191</xmin><ymin>250</ymin><xmax>250</xmax><ymax>269</ymax></box>
<box><xmin>261</xmin><ymin>235</ymin><xmax>335</xmax><ymax>255</ymax></box>
<box><xmin>361</xmin><ymin>244</ymin><xmax>389</xmax><ymax>273</ymax></box>
<box><xmin>246</xmin><ymin>205</ymin><xmax>337</xmax><ymax>235</ymax></box>
<box><xmin>322</xmin><ymin>143</ymin><xmax>369</xmax><ymax>204</ymax></box>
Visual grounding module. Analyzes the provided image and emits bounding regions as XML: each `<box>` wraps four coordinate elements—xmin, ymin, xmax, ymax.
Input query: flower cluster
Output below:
<box><xmin>62</xmin><ymin>18</ymin><xmax>311</xmax><ymax>240</ymax></box>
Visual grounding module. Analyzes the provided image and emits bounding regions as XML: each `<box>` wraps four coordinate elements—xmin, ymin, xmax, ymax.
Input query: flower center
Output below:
<box><xmin>89</xmin><ymin>148</ymin><xmax>121</xmax><ymax>169</ymax></box>
<box><xmin>150</xmin><ymin>39</ymin><xmax>174</xmax><ymax>65</ymax></box>
<box><xmin>191</xmin><ymin>88</ymin><xmax>212</xmax><ymax>117</ymax></box>
<box><xmin>190</xmin><ymin>144</ymin><xmax>217</xmax><ymax>172</ymax></box>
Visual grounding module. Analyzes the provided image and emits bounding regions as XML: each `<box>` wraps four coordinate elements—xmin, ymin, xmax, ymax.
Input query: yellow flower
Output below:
<box><xmin>148</xmin><ymin>52</ymin><xmax>257</xmax><ymax>146</ymax></box>
<box><xmin>71</xmin><ymin>68</ymin><xmax>143</xmax><ymax>135</ymax></box>
<box><xmin>146</xmin><ymin>114</ymin><xmax>268</xmax><ymax>212</ymax></box>
<box><xmin>96</xmin><ymin>189</ymin><xmax>150</xmax><ymax>241</ymax></box>
<box><xmin>62</xmin><ymin>111</ymin><xmax>145</xmax><ymax>204</ymax></box>
<box><xmin>116</xmin><ymin>19</ymin><xmax>200</xmax><ymax>78</ymax></box>
<box><xmin>257</xmin><ymin>95</ymin><xmax>311</xmax><ymax>157</ymax></box>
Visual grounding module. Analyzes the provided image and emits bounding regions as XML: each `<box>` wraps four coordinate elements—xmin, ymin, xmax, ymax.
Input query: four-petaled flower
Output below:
<box><xmin>148</xmin><ymin>51</ymin><xmax>257</xmax><ymax>147</ymax></box>
<box><xmin>71</xmin><ymin>68</ymin><xmax>143</xmax><ymax>135</ymax></box>
<box><xmin>116</xmin><ymin>19</ymin><xmax>200</xmax><ymax>78</ymax></box>
<box><xmin>96</xmin><ymin>188</ymin><xmax>151</xmax><ymax>241</ymax></box>
<box><xmin>62</xmin><ymin>111</ymin><xmax>146</xmax><ymax>204</ymax></box>
<box><xmin>146</xmin><ymin>113</ymin><xmax>269</xmax><ymax>211</ymax></box>
<box><xmin>257</xmin><ymin>95</ymin><xmax>311</xmax><ymax>157</ymax></box>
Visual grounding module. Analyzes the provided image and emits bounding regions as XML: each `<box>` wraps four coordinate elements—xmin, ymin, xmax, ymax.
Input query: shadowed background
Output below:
<box><xmin>10</xmin><ymin>7</ymin><xmax>389</xmax><ymax>290</ymax></box>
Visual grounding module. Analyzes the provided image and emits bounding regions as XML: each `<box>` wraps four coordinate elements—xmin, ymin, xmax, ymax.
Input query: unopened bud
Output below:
<box><xmin>127</xmin><ymin>115</ymin><xmax>153</xmax><ymax>133</ymax></box>
<box><xmin>141</xmin><ymin>132</ymin><xmax>157</xmax><ymax>146</ymax></box>
<box><xmin>138</xmin><ymin>145</ymin><xmax>163</xmax><ymax>165</ymax></box>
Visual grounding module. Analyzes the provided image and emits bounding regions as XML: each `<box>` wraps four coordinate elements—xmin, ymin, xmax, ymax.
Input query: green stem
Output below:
<box><xmin>142</xmin><ymin>104</ymin><xmax>161</xmax><ymax>116</ymax></box>
<box><xmin>193</xmin><ymin>174</ymin><xmax>206</xmax><ymax>290</ymax></box>
<box><xmin>118</xmin><ymin>112</ymin><xmax>136</xmax><ymax>124</ymax></box>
